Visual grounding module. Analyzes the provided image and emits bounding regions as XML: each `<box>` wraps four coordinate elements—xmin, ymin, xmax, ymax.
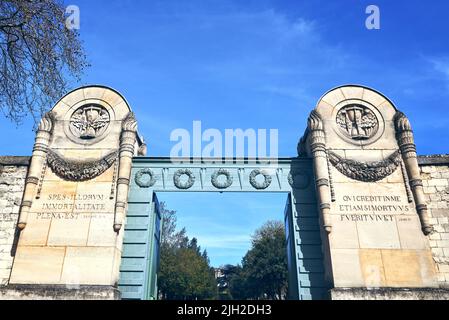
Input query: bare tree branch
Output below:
<box><xmin>0</xmin><ymin>0</ymin><xmax>89</xmax><ymax>125</ymax></box>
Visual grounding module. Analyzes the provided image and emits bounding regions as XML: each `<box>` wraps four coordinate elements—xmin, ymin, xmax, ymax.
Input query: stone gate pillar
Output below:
<box><xmin>301</xmin><ymin>85</ymin><xmax>441</xmax><ymax>299</ymax></box>
<box><xmin>6</xmin><ymin>86</ymin><xmax>143</xmax><ymax>299</ymax></box>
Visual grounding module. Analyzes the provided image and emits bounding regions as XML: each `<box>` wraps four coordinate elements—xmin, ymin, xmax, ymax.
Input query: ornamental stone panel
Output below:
<box><xmin>3</xmin><ymin>86</ymin><xmax>144</xmax><ymax>299</ymax></box>
<box><xmin>299</xmin><ymin>85</ymin><xmax>439</xmax><ymax>293</ymax></box>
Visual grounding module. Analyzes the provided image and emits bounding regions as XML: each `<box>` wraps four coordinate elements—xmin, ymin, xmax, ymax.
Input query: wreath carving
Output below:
<box><xmin>135</xmin><ymin>169</ymin><xmax>157</xmax><ymax>188</ymax></box>
<box><xmin>249</xmin><ymin>169</ymin><xmax>272</xmax><ymax>190</ymax></box>
<box><xmin>328</xmin><ymin>150</ymin><xmax>401</xmax><ymax>182</ymax></box>
<box><xmin>173</xmin><ymin>169</ymin><xmax>196</xmax><ymax>190</ymax></box>
<box><xmin>211</xmin><ymin>169</ymin><xmax>233</xmax><ymax>189</ymax></box>
<box><xmin>47</xmin><ymin>149</ymin><xmax>118</xmax><ymax>182</ymax></box>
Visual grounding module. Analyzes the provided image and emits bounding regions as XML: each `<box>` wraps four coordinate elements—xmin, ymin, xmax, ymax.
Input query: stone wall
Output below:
<box><xmin>0</xmin><ymin>157</ymin><xmax>29</xmax><ymax>286</ymax></box>
<box><xmin>420</xmin><ymin>155</ymin><xmax>449</xmax><ymax>288</ymax></box>
<box><xmin>0</xmin><ymin>154</ymin><xmax>448</xmax><ymax>297</ymax></box>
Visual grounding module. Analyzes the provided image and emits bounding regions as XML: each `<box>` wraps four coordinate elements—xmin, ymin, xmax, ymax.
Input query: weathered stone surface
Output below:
<box><xmin>421</xmin><ymin>162</ymin><xmax>449</xmax><ymax>289</ymax></box>
<box><xmin>330</xmin><ymin>287</ymin><xmax>449</xmax><ymax>300</ymax></box>
<box><xmin>0</xmin><ymin>285</ymin><xmax>120</xmax><ymax>300</ymax></box>
<box><xmin>10</xmin><ymin>246</ymin><xmax>66</xmax><ymax>284</ymax></box>
<box><xmin>0</xmin><ymin>164</ymin><xmax>27</xmax><ymax>287</ymax></box>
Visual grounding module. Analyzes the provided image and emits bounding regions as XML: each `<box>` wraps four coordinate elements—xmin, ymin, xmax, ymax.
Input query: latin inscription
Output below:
<box><xmin>36</xmin><ymin>212</ymin><xmax>111</xmax><ymax>220</ymax></box>
<box><xmin>340</xmin><ymin>214</ymin><xmax>394</xmax><ymax>222</ymax></box>
<box><xmin>37</xmin><ymin>193</ymin><xmax>111</xmax><ymax>220</ymax></box>
<box><xmin>338</xmin><ymin>194</ymin><xmax>412</xmax><ymax>223</ymax></box>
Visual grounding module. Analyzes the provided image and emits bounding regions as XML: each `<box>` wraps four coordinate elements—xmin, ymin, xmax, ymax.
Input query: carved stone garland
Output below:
<box><xmin>174</xmin><ymin>169</ymin><xmax>196</xmax><ymax>190</ymax></box>
<box><xmin>135</xmin><ymin>168</ymin><xmax>157</xmax><ymax>188</ymax></box>
<box><xmin>46</xmin><ymin>149</ymin><xmax>119</xmax><ymax>182</ymax></box>
<box><xmin>211</xmin><ymin>169</ymin><xmax>233</xmax><ymax>189</ymax></box>
<box><xmin>328</xmin><ymin>150</ymin><xmax>402</xmax><ymax>183</ymax></box>
<box><xmin>249</xmin><ymin>169</ymin><xmax>272</xmax><ymax>190</ymax></box>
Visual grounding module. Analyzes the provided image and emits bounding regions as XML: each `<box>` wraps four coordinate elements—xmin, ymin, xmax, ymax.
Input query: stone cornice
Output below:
<box><xmin>1</xmin><ymin>154</ymin><xmax>449</xmax><ymax>167</ymax></box>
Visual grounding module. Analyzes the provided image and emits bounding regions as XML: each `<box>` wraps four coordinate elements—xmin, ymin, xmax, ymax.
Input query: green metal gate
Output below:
<box><xmin>118</xmin><ymin>157</ymin><xmax>328</xmax><ymax>300</ymax></box>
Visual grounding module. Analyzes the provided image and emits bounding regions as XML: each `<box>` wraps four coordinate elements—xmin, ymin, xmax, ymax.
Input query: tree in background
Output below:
<box><xmin>158</xmin><ymin>202</ymin><xmax>217</xmax><ymax>300</ymax></box>
<box><xmin>0</xmin><ymin>0</ymin><xmax>88</xmax><ymax>123</ymax></box>
<box><xmin>228</xmin><ymin>220</ymin><xmax>288</xmax><ymax>300</ymax></box>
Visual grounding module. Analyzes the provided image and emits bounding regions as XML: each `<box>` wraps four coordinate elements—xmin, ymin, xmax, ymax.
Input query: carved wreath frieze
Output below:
<box><xmin>211</xmin><ymin>169</ymin><xmax>233</xmax><ymax>189</ymax></box>
<box><xmin>173</xmin><ymin>169</ymin><xmax>196</xmax><ymax>190</ymax></box>
<box><xmin>47</xmin><ymin>149</ymin><xmax>118</xmax><ymax>182</ymax></box>
<box><xmin>249</xmin><ymin>169</ymin><xmax>273</xmax><ymax>190</ymax></box>
<box><xmin>135</xmin><ymin>169</ymin><xmax>157</xmax><ymax>188</ymax></box>
<box><xmin>328</xmin><ymin>150</ymin><xmax>402</xmax><ymax>182</ymax></box>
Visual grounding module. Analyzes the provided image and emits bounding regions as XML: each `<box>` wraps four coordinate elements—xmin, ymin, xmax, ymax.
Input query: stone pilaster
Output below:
<box><xmin>114</xmin><ymin>112</ymin><xmax>138</xmax><ymax>232</ymax></box>
<box><xmin>17</xmin><ymin>112</ymin><xmax>54</xmax><ymax>229</ymax></box>
<box><xmin>307</xmin><ymin>110</ymin><xmax>332</xmax><ymax>233</ymax></box>
<box><xmin>395</xmin><ymin>111</ymin><xmax>432</xmax><ymax>235</ymax></box>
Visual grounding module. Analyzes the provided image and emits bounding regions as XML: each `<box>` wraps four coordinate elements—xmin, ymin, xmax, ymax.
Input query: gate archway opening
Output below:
<box><xmin>118</xmin><ymin>157</ymin><xmax>329</xmax><ymax>300</ymax></box>
<box><xmin>156</xmin><ymin>191</ymin><xmax>290</xmax><ymax>300</ymax></box>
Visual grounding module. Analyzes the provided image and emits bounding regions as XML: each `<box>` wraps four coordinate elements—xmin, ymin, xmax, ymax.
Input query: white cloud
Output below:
<box><xmin>428</xmin><ymin>56</ymin><xmax>449</xmax><ymax>91</ymax></box>
<box><xmin>430</xmin><ymin>57</ymin><xmax>449</xmax><ymax>77</ymax></box>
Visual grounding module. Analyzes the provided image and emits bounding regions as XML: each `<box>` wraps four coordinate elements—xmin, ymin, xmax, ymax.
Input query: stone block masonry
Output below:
<box><xmin>420</xmin><ymin>155</ymin><xmax>449</xmax><ymax>288</ymax></box>
<box><xmin>0</xmin><ymin>157</ymin><xmax>29</xmax><ymax>286</ymax></box>
<box><xmin>1</xmin><ymin>155</ymin><xmax>449</xmax><ymax>297</ymax></box>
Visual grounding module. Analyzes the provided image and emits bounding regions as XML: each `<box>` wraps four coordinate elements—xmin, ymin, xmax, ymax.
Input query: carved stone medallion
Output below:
<box><xmin>135</xmin><ymin>169</ymin><xmax>157</xmax><ymax>188</ymax></box>
<box><xmin>331</xmin><ymin>100</ymin><xmax>385</xmax><ymax>146</ymax></box>
<box><xmin>211</xmin><ymin>169</ymin><xmax>233</xmax><ymax>189</ymax></box>
<box><xmin>336</xmin><ymin>104</ymin><xmax>379</xmax><ymax>141</ymax></box>
<box><xmin>70</xmin><ymin>104</ymin><xmax>110</xmax><ymax>140</ymax></box>
<box><xmin>173</xmin><ymin>169</ymin><xmax>196</xmax><ymax>190</ymax></box>
<box><xmin>249</xmin><ymin>169</ymin><xmax>272</xmax><ymax>190</ymax></box>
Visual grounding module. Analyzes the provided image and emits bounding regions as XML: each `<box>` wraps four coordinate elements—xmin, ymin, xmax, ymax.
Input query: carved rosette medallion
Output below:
<box><xmin>211</xmin><ymin>169</ymin><xmax>233</xmax><ymax>189</ymax></box>
<box><xmin>249</xmin><ymin>169</ymin><xmax>272</xmax><ymax>190</ymax></box>
<box><xmin>173</xmin><ymin>169</ymin><xmax>196</xmax><ymax>190</ymax></box>
<box><xmin>70</xmin><ymin>104</ymin><xmax>110</xmax><ymax>140</ymax></box>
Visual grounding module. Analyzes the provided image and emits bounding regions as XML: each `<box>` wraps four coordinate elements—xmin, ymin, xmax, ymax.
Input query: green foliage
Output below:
<box><xmin>158</xmin><ymin>203</ymin><xmax>287</xmax><ymax>300</ymax></box>
<box><xmin>228</xmin><ymin>220</ymin><xmax>289</xmax><ymax>300</ymax></box>
<box><xmin>158</xmin><ymin>202</ymin><xmax>217</xmax><ymax>300</ymax></box>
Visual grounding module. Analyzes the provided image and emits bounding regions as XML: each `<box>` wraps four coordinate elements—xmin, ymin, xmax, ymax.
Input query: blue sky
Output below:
<box><xmin>157</xmin><ymin>192</ymin><xmax>288</xmax><ymax>267</ymax></box>
<box><xmin>1</xmin><ymin>1</ymin><xmax>449</xmax><ymax>266</ymax></box>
